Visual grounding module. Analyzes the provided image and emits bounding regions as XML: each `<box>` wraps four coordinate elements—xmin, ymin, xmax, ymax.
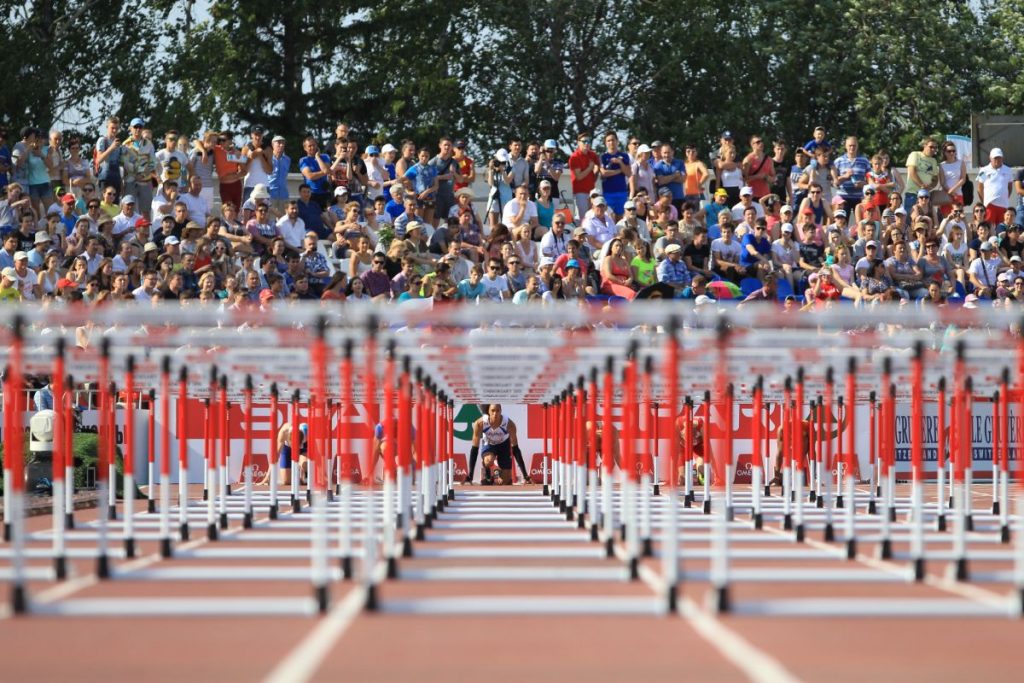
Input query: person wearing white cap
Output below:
<box><xmin>730</xmin><ymin>185</ymin><xmax>765</xmax><ymax>222</ymax></box>
<box><xmin>630</xmin><ymin>143</ymin><xmax>655</xmax><ymax>198</ymax></box>
<box><xmin>485</xmin><ymin>148</ymin><xmax>513</xmax><ymax>230</ymax></box>
<box><xmin>535</xmin><ymin>139</ymin><xmax>564</xmax><ymax>189</ymax></box>
<box><xmin>968</xmin><ymin>239</ymin><xmax>1002</xmax><ymax>298</ymax></box>
<box><xmin>27</xmin><ymin>231</ymin><xmax>51</xmax><ymax>270</ymax></box>
<box><xmin>11</xmin><ymin>250</ymin><xmax>37</xmax><ymax>300</ymax></box>
<box><xmin>122</xmin><ymin>116</ymin><xmax>156</xmax><ymax>214</ymax></box>
<box><xmin>267</xmin><ymin>135</ymin><xmax>291</xmax><ymax>214</ymax></box>
<box><xmin>771</xmin><ymin>222</ymin><xmax>803</xmax><ymax>292</ymax></box>
<box><xmin>0</xmin><ymin>267</ymin><xmax>21</xmax><ymax>302</ymax></box>
<box><xmin>976</xmin><ymin>146</ymin><xmax>1014</xmax><ymax>226</ymax></box>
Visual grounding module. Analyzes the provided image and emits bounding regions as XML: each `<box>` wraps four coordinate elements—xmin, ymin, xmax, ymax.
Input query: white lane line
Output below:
<box><xmin>263</xmin><ymin>587</ymin><xmax>366</xmax><ymax>683</ymax></box>
<box><xmin>679</xmin><ymin>596</ymin><xmax>803</xmax><ymax>683</ymax></box>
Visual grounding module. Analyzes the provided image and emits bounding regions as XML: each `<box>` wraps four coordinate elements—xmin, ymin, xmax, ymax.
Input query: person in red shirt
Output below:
<box><xmin>213</xmin><ymin>132</ymin><xmax>245</xmax><ymax>210</ymax></box>
<box><xmin>568</xmin><ymin>132</ymin><xmax>600</xmax><ymax>220</ymax></box>
<box><xmin>452</xmin><ymin>140</ymin><xmax>475</xmax><ymax>191</ymax></box>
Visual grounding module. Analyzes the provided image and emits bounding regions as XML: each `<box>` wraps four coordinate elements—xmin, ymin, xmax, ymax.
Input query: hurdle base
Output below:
<box><xmin>97</xmin><ymin>554</ymin><xmax>110</xmax><ymax>580</ymax></box>
<box><xmin>815</xmin><ymin>496</ymin><xmax>823</xmax><ymax>509</ymax></box>
<box><xmin>557</xmin><ymin>498</ymin><xmax>565</xmax><ymax>513</ymax></box>
<box><xmin>269</xmin><ymin>504</ymin><xmax>278</xmax><ymax>520</ymax></box>
<box><xmin>396</xmin><ymin>513</ymin><xmax>404</xmax><ymax>530</ymax></box>
<box><xmin>414</xmin><ymin>525</ymin><xmax>425</xmax><ymax>543</ymax></box>
<box><xmin>341</xmin><ymin>556</ymin><xmax>353</xmax><ymax>580</ymax></box>
<box><xmin>808</xmin><ymin>490</ymin><xmax>817</xmax><ymax>503</ymax></box>
<box><xmin>108</xmin><ymin>507</ymin><xmax>117</xmax><ymax>521</ymax></box>
<box><xmin>783</xmin><ymin>514</ymin><xmax>792</xmax><ymax>531</ymax></box>
<box><xmin>219</xmin><ymin>512</ymin><xmax>228</xmax><ymax>530</ymax></box>
<box><xmin>447</xmin><ymin>489</ymin><xmax>455</xmax><ymax>502</ymax></box>
<box><xmin>566</xmin><ymin>507</ymin><xmax>574</xmax><ymax>522</ymax></box>
<box><xmin>966</xmin><ymin>515</ymin><xmax>974</xmax><ymax>531</ymax></box>
<box><xmin>836</xmin><ymin>494</ymin><xmax>844</xmax><ymax>509</ymax></box>
<box><xmin>846</xmin><ymin>539</ymin><xmax>857</xmax><ymax>560</ymax></box>
<box><xmin>180</xmin><ymin>523</ymin><xmax>190</xmax><ymax>541</ymax></box>
<box><xmin>207</xmin><ymin>523</ymin><xmax>218</xmax><ymax>541</ymax></box>
<box><xmin>124</xmin><ymin>538</ymin><xmax>136</xmax><ymax>559</ymax></box>
<box><xmin>879</xmin><ymin>538</ymin><xmax>892</xmax><ymax>560</ymax></box>
<box><xmin>64</xmin><ymin>513</ymin><xmax>74</xmax><ymax>530</ymax></box>
<box><xmin>629</xmin><ymin>557</ymin><xmax>639</xmax><ymax>580</ymax></box>
<box><xmin>868</xmin><ymin>500</ymin><xmax>877</xmax><ymax>515</ymax></box>
<box><xmin>147</xmin><ymin>499</ymin><xmax>156</xmax><ymax>514</ymax></box>
<box><xmin>763</xmin><ymin>484</ymin><xmax>771</xmax><ymax>498</ymax></box>
<box><xmin>365</xmin><ymin>584</ymin><xmax>378</xmax><ymax>611</ymax></box>
<box><xmin>404</xmin><ymin>535</ymin><xmax>416</xmax><ymax>556</ymax></box>
<box><xmin>954</xmin><ymin>557</ymin><xmax>969</xmax><ymax>581</ymax></box>
<box><xmin>753</xmin><ymin>512</ymin><xmax>763</xmax><ymax>530</ymax></box>
<box><xmin>160</xmin><ymin>538</ymin><xmax>172</xmax><ymax>558</ymax></box>
<box><xmin>666</xmin><ymin>585</ymin><xmax>677</xmax><ymax>613</ymax></box>
<box><xmin>795</xmin><ymin>524</ymin><xmax>805</xmax><ymax>543</ymax></box>
<box><xmin>542</xmin><ymin>484</ymin><xmax>549</xmax><ymax>496</ymax></box>
<box><xmin>702</xmin><ymin>499</ymin><xmax>711</xmax><ymax>515</ymax></box>
<box><xmin>590</xmin><ymin>524</ymin><xmax>599</xmax><ymax>541</ymax></box>
<box><xmin>725</xmin><ymin>506</ymin><xmax>734</xmax><ymax>522</ymax></box>
<box><xmin>642</xmin><ymin>538</ymin><xmax>653</xmax><ymax>558</ymax></box>
<box><xmin>605</xmin><ymin>537</ymin><xmax>615</xmax><ymax>559</ymax></box>
<box><xmin>54</xmin><ymin>556</ymin><xmax>67</xmax><ymax>581</ymax></box>
<box><xmin>711</xmin><ymin>587</ymin><xmax>730</xmax><ymax>614</ymax></box>
<box><xmin>243</xmin><ymin>512</ymin><xmax>253</xmax><ymax>529</ymax></box>
<box><xmin>11</xmin><ymin>584</ymin><xmax>26</xmax><ymax>615</ymax></box>
<box><xmin>948</xmin><ymin>495</ymin><xmax>954</xmax><ymax>509</ymax></box>
<box><xmin>889</xmin><ymin>508</ymin><xmax>897</xmax><ymax>523</ymax></box>
<box><xmin>306</xmin><ymin>489</ymin><xmax>312</xmax><ymax>506</ymax></box>
<box><xmin>653</xmin><ymin>483</ymin><xmax>661</xmax><ymax>496</ymax></box>
<box><xmin>292</xmin><ymin>499</ymin><xmax>301</xmax><ymax>514</ymax></box>
<box><xmin>1001</xmin><ymin>525</ymin><xmax>1011</xmax><ymax>544</ymax></box>
<box><xmin>823</xmin><ymin>523</ymin><xmax>835</xmax><ymax>542</ymax></box>
<box><xmin>913</xmin><ymin>557</ymin><xmax>926</xmax><ymax>582</ymax></box>
<box><xmin>387</xmin><ymin>556</ymin><xmax>399</xmax><ymax>579</ymax></box>
<box><xmin>992</xmin><ymin>501</ymin><xmax>1000</xmax><ymax>515</ymax></box>
<box><xmin>315</xmin><ymin>585</ymin><xmax>328</xmax><ymax>614</ymax></box>
<box><xmin>683</xmin><ymin>494</ymin><xmax>692</xmax><ymax>509</ymax></box>
<box><xmin>936</xmin><ymin>515</ymin><xmax>946</xmax><ymax>532</ymax></box>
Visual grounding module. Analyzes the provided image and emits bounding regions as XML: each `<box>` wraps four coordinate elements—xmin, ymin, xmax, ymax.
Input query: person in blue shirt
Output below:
<box><xmin>298</xmin><ymin>136</ymin><xmax>332</xmax><ymax>209</ymax></box>
<box><xmin>741</xmin><ymin>221</ymin><xmax>773</xmax><ymax>277</ymax></box>
<box><xmin>599</xmin><ymin>132</ymin><xmax>631</xmax><ymax>219</ymax></box>
<box><xmin>456</xmin><ymin>264</ymin><xmax>486</xmax><ymax>300</ymax></box>
<box><xmin>0</xmin><ymin>129</ymin><xmax>11</xmax><ymax>191</ymax></box>
<box><xmin>267</xmin><ymin>135</ymin><xmax>291</xmax><ymax>215</ymax></box>
<box><xmin>404</xmin><ymin>147</ymin><xmax>439</xmax><ymax>227</ymax></box>
<box><xmin>653</xmin><ymin>144</ymin><xmax>685</xmax><ymax>213</ymax></box>
<box><xmin>831</xmin><ymin>135</ymin><xmax>871</xmax><ymax>216</ymax></box>
<box><xmin>802</xmin><ymin>126</ymin><xmax>832</xmax><ymax>156</ymax></box>
<box><xmin>296</xmin><ymin>184</ymin><xmax>329</xmax><ymax>239</ymax></box>
<box><xmin>384</xmin><ymin>185</ymin><xmax>406</xmax><ymax>221</ymax></box>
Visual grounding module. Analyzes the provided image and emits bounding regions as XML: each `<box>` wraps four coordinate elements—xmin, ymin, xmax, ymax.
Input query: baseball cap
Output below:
<box><xmin>381</xmin><ymin>143</ymin><xmax>397</xmax><ymax>154</ymax></box>
<box><xmin>34</xmin><ymin>231</ymin><xmax>51</xmax><ymax>244</ymax></box>
<box><xmin>998</xmin><ymin>271</ymin><xmax>1011</xmax><ymax>282</ymax></box>
<box><xmin>135</xmin><ymin>217</ymin><xmax>151</xmax><ymax>228</ymax></box>
<box><xmin>895</xmin><ymin>207</ymin><xmax>908</xmax><ymax>215</ymax></box>
<box><xmin>144</xmin><ymin>242</ymin><xmax>158</xmax><ymax>253</ymax></box>
<box><xmin>121</xmin><ymin>194</ymin><xmax>136</xmax><ymax>205</ymax></box>
<box><xmin>165</xmin><ymin>236</ymin><xmax>180</xmax><ymax>245</ymax></box>
<box><xmin>1</xmin><ymin>267</ymin><xmax>16</xmax><ymax>280</ymax></box>
<box><xmin>882</xmin><ymin>209</ymin><xmax>895</xmax><ymax>218</ymax></box>
<box><xmin>866</xmin><ymin>240</ymin><xmax>879</xmax><ymax>248</ymax></box>
<box><xmin>980</xmin><ymin>241</ymin><xmax>994</xmax><ymax>251</ymax></box>
<box><xmin>664</xmin><ymin>243</ymin><xmax>682</xmax><ymax>254</ymax></box>
<box><xmin>990</xmin><ymin>147</ymin><xmax>1004</xmax><ymax>159</ymax></box>
<box><xmin>801</xmin><ymin>206</ymin><xmax>815</xmax><ymax>215</ymax></box>
<box><xmin>636</xmin><ymin>144</ymin><xmax>652</xmax><ymax>154</ymax></box>
<box><xmin>740</xmin><ymin>186</ymin><xmax>753</xmax><ymax>196</ymax></box>
<box><xmin>566</xmin><ymin>259</ymin><xmax>580</xmax><ymax>269</ymax></box>
<box><xmin>917</xmin><ymin>189</ymin><xmax>930</xmax><ymax>198</ymax></box>
<box><xmin>714</xmin><ymin>188</ymin><xmax>728</xmax><ymax>198</ymax></box>
<box><xmin>406</xmin><ymin>221</ymin><xmax>424</xmax><ymax>233</ymax></box>
<box><xmin>259</xmin><ymin>288</ymin><xmax>274</xmax><ymax>302</ymax></box>
<box><xmin>572</xmin><ymin>226</ymin><xmax>587</xmax><ymax>236</ymax></box>
<box><xmin>366</xmin><ymin>145</ymin><xmax>380</xmax><ymax>155</ymax></box>
<box><xmin>538</xmin><ymin>256</ymin><xmax>555</xmax><ymax>267</ymax></box>
<box><xmin>13</xmin><ymin>251</ymin><xmax>27</xmax><ymax>261</ymax></box>
<box><xmin>694</xmin><ymin>294</ymin><xmax>714</xmax><ymax>306</ymax></box>
<box><xmin>593</xmin><ymin>196</ymin><xmax>607</xmax><ymax>206</ymax></box>
<box><xmin>780</xmin><ymin>205</ymin><xmax>793</xmax><ymax>214</ymax></box>
<box><xmin>721</xmin><ymin>131</ymin><xmax>733</xmax><ymax>140</ymax></box>
<box><xmin>543</xmin><ymin>139</ymin><xmax>558</xmax><ymax>149</ymax></box>
<box><xmin>834</xmin><ymin>209</ymin><xmax>847</xmax><ymax>218</ymax></box>
<box><xmin>56</xmin><ymin>277</ymin><xmax>76</xmax><ymax>289</ymax></box>
<box><xmin>251</xmin><ymin>183</ymin><xmax>270</xmax><ymax>200</ymax></box>
<box><xmin>1012</xmin><ymin>255</ymin><xmax>1022</xmax><ymax>263</ymax></box>
<box><xmin>964</xmin><ymin>293</ymin><xmax>979</xmax><ymax>309</ymax></box>
<box><xmin>781</xmin><ymin>223</ymin><xmax>793</xmax><ymax>233</ymax></box>
<box><xmin>333</xmin><ymin>186</ymin><xmax>349</xmax><ymax>196</ymax></box>
<box><xmin>623</xmin><ymin>200</ymin><xmax>636</xmax><ymax>210</ymax></box>
<box><xmin>494</xmin><ymin>149</ymin><xmax>510</xmax><ymax>163</ymax></box>
<box><xmin>129</xmin><ymin>117</ymin><xmax>145</xmax><ymax>128</ymax></box>
<box><xmin>272</xmin><ymin>135</ymin><xmax>286</xmax><ymax>143</ymax></box>
<box><xmin>61</xmin><ymin>193</ymin><xmax>75</xmax><ymax>204</ymax></box>
<box><xmin>251</xmin><ymin>125</ymin><xmax>264</xmax><ymax>134</ymax></box>
<box><xmin>454</xmin><ymin>140</ymin><xmax>467</xmax><ymax>149</ymax></box>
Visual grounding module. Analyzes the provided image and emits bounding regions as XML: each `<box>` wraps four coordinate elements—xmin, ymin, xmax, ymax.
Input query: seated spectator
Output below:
<box><xmin>456</xmin><ymin>264</ymin><xmax>486</xmax><ymax>300</ymax></box>
<box><xmin>655</xmin><ymin>243</ymin><xmax>690</xmax><ymax>296</ymax></box>
<box><xmin>360</xmin><ymin>252</ymin><xmax>392</xmax><ymax>300</ymax></box>
<box><xmin>740</xmin><ymin>271</ymin><xmax>778</xmax><ymax>304</ymax></box>
<box><xmin>599</xmin><ymin>237</ymin><xmax>636</xmax><ymax>299</ymax></box>
<box><xmin>740</xmin><ymin>220</ymin><xmax>773</xmax><ymax>278</ymax></box>
<box><xmin>581</xmin><ymin>196</ymin><xmax>616</xmax><ymax>249</ymax></box>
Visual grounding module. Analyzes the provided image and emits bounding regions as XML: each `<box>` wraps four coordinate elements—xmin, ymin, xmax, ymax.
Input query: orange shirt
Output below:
<box><xmin>213</xmin><ymin>146</ymin><xmax>243</xmax><ymax>179</ymax></box>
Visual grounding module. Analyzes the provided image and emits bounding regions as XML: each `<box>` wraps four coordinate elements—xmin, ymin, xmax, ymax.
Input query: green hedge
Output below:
<box><xmin>0</xmin><ymin>432</ymin><xmax>144</xmax><ymax>499</ymax></box>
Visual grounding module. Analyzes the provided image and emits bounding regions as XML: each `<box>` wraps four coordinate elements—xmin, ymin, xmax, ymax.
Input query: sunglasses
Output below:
<box><xmin>508</xmin><ymin>260</ymin><xmax>520</xmax><ymax>265</ymax></box>
<box><xmin>864</xmin><ymin>191</ymin><xmax>875</xmax><ymax>195</ymax></box>
<box><xmin>87</xmin><ymin>203</ymin><xmax>99</xmax><ymax>208</ymax></box>
<box><xmin>489</xmin><ymin>266</ymin><xmax>500</xmax><ymax>271</ymax></box>
<box><xmin>373</xmin><ymin>260</ymin><xmax>385</xmax><ymax>265</ymax></box>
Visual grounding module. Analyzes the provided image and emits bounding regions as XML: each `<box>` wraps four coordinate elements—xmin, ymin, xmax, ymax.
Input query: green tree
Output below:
<box><xmin>981</xmin><ymin>0</ymin><xmax>1024</xmax><ymax>112</ymax></box>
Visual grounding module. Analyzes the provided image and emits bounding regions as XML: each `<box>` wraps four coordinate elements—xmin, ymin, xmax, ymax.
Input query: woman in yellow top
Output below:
<box><xmin>0</xmin><ymin>268</ymin><xmax>23</xmax><ymax>302</ymax></box>
<box><xmin>630</xmin><ymin>240</ymin><xmax>657</xmax><ymax>287</ymax></box>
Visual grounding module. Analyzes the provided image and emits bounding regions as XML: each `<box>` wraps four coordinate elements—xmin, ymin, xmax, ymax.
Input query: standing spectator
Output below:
<box><xmin>404</xmin><ymin>147</ymin><xmax>439</xmax><ymax>227</ymax></box>
<box><xmin>599</xmin><ymin>132</ymin><xmax>631</xmax><ymax>219</ymax></box>
<box><xmin>741</xmin><ymin>134</ymin><xmax>774</xmax><ymax>200</ymax></box>
<box><xmin>241</xmin><ymin>126</ymin><xmax>272</xmax><ymax>203</ymax></box>
<box><xmin>267</xmin><ymin>136</ymin><xmax>291</xmax><ymax>215</ymax></box>
<box><xmin>654</xmin><ymin>143</ymin><xmax>685</xmax><ymax>213</ymax></box>
<box><xmin>568</xmin><ymin>133</ymin><xmax>600</xmax><ymax>220</ymax></box>
<box><xmin>188</xmin><ymin>132</ymin><xmax>217</xmax><ymax>207</ymax></box>
<box><xmin>212</xmin><ymin>132</ymin><xmax>245</xmax><ymax>210</ymax></box>
<box><xmin>534</xmin><ymin>140</ymin><xmax>562</xmax><ymax>190</ymax></box>
<box><xmin>831</xmin><ymin>135</ymin><xmax>870</xmax><ymax>215</ymax></box>
<box><xmin>683</xmin><ymin>144</ymin><xmax>709</xmax><ymax>204</ymax></box>
<box><xmin>94</xmin><ymin>117</ymin><xmax>123</xmax><ymax>194</ymax></box>
<box><xmin>156</xmin><ymin>129</ymin><xmax>188</xmax><ymax>187</ymax></box>
<box><xmin>299</xmin><ymin>136</ymin><xmax>332</xmax><ymax>209</ymax></box>
<box><xmin>122</xmin><ymin>118</ymin><xmax>156</xmax><ymax>213</ymax></box>
<box><xmin>630</xmin><ymin>144</ymin><xmax>655</xmax><ymax>198</ymax></box>
<box><xmin>429</xmin><ymin>138</ymin><xmax>457</xmax><ymax>225</ymax></box>
<box><xmin>976</xmin><ymin>148</ymin><xmax>1014</xmax><ymax>227</ymax></box>
<box><xmin>452</xmin><ymin>140</ymin><xmax>476</xmax><ymax>192</ymax></box>
<box><xmin>903</xmin><ymin>137</ymin><xmax>939</xmax><ymax>214</ymax></box>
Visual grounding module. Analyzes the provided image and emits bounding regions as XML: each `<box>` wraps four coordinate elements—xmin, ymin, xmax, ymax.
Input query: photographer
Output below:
<box><xmin>485</xmin><ymin>149</ymin><xmax>512</xmax><ymax>232</ymax></box>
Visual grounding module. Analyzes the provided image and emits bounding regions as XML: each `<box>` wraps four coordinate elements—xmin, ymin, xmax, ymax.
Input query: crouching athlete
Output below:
<box><xmin>467</xmin><ymin>404</ymin><xmax>530</xmax><ymax>485</ymax></box>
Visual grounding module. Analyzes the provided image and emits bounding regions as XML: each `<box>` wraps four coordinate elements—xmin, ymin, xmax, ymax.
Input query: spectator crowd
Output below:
<box><xmin>1</xmin><ymin>118</ymin><xmax>1022</xmax><ymax>312</ymax></box>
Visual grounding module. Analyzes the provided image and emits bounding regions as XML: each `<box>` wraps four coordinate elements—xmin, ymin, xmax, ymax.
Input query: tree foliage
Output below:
<box><xmin>1</xmin><ymin>0</ymin><xmax>1013</xmax><ymax>162</ymax></box>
